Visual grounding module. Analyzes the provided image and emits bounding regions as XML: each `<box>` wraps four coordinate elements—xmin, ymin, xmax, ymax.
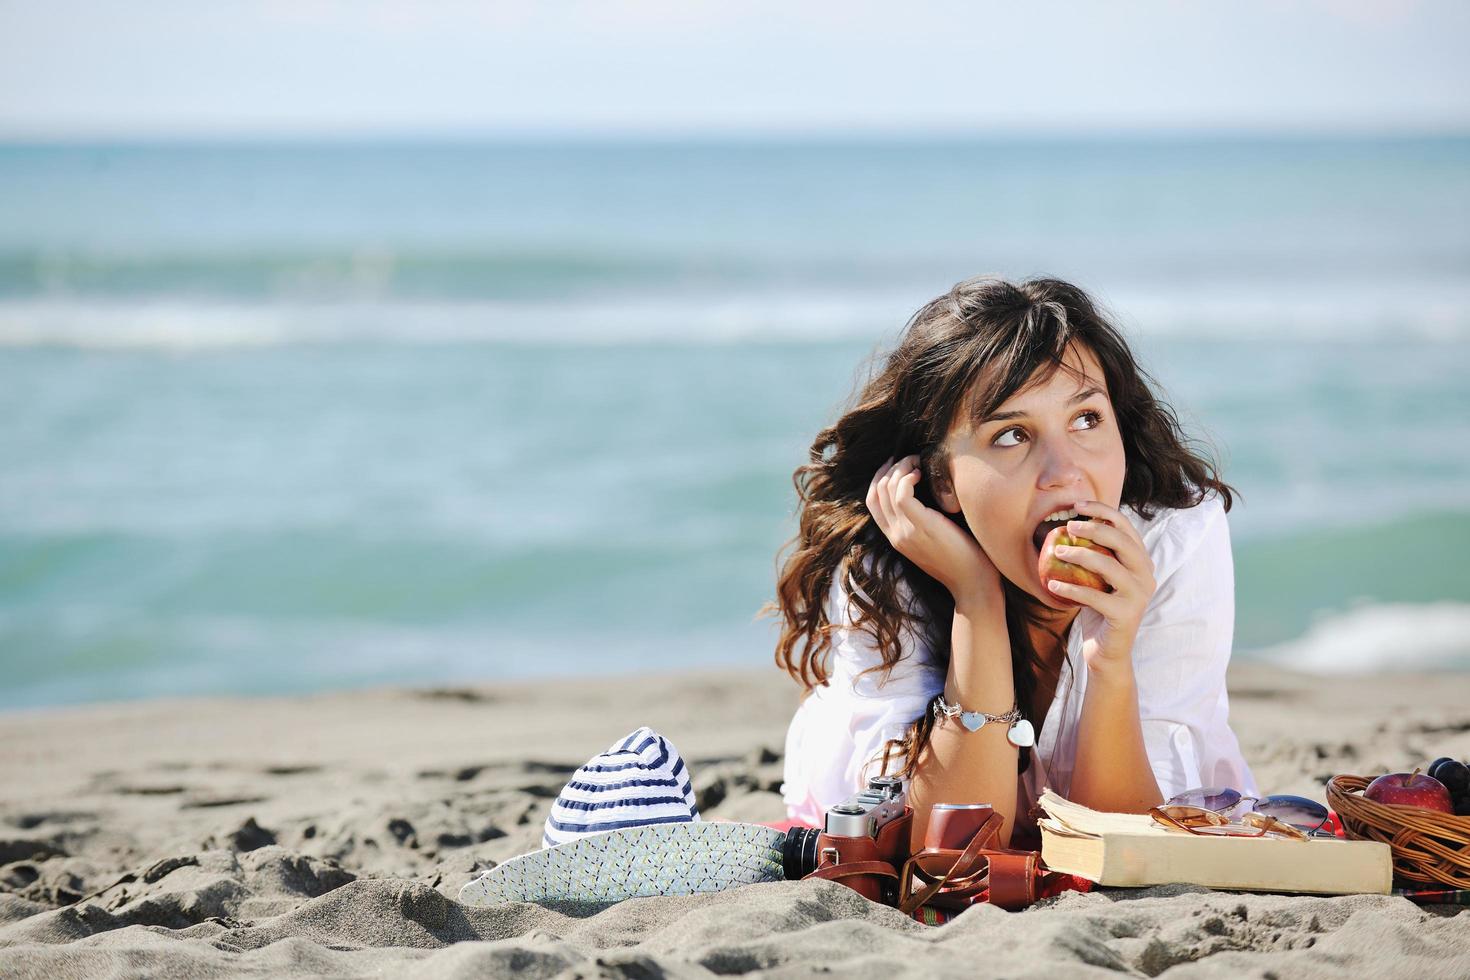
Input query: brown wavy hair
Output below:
<box><xmin>759</xmin><ymin>275</ymin><xmax>1239</xmax><ymax>787</ymax></box>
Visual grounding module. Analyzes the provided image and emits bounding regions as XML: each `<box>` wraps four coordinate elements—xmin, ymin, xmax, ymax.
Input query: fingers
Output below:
<box><xmin>866</xmin><ymin>456</ymin><xmax>897</xmax><ymax>530</ymax></box>
<box><xmin>1064</xmin><ymin>522</ymin><xmax>1155</xmax><ymax>593</ymax></box>
<box><xmin>1066</xmin><ymin>513</ymin><xmax>1150</xmax><ymax>580</ymax></box>
<box><xmin>1047</xmin><ymin>577</ymin><xmax>1126</xmax><ymax>617</ymax></box>
<box><xmin>884</xmin><ymin>456</ymin><xmax>922</xmax><ymax>538</ymax></box>
<box><xmin>1064</xmin><ymin>519</ymin><xmax>1128</xmax><ymax>567</ymax></box>
<box><xmin>890</xmin><ymin>455</ymin><xmax>922</xmax><ymax>507</ymax></box>
<box><xmin>1069</xmin><ymin>500</ymin><xmax>1144</xmax><ymax>550</ymax></box>
<box><xmin>1056</xmin><ymin>500</ymin><xmax>1158</xmax><ymax>614</ymax></box>
<box><xmin>866</xmin><ymin>455</ymin><xmax>923</xmax><ymax>540</ymax></box>
<box><xmin>1051</xmin><ymin>543</ymin><xmax>1125</xmax><ymax>592</ymax></box>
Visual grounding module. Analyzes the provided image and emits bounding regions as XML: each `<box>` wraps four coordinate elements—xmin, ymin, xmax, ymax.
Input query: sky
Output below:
<box><xmin>1</xmin><ymin>0</ymin><xmax>1467</xmax><ymax>139</ymax></box>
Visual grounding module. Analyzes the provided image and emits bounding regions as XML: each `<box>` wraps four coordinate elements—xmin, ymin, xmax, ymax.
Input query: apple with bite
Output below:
<box><xmin>1362</xmin><ymin>768</ymin><xmax>1454</xmax><ymax>813</ymax></box>
<box><xmin>1037</xmin><ymin>523</ymin><xmax>1116</xmax><ymax>606</ymax></box>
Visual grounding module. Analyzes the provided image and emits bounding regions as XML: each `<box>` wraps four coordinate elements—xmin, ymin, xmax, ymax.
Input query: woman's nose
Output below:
<box><xmin>1039</xmin><ymin>446</ymin><xmax>1087</xmax><ymax>489</ymax></box>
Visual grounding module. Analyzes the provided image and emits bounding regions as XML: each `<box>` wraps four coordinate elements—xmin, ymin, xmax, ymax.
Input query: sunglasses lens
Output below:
<box><xmin>1256</xmin><ymin>795</ymin><xmax>1329</xmax><ymax>831</ymax></box>
<box><xmin>1167</xmin><ymin>787</ymin><xmax>1242</xmax><ymax>811</ymax></box>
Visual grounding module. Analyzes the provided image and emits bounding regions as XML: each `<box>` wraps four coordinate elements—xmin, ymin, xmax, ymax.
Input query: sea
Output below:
<box><xmin>2</xmin><ymin>134</ymin><xmax>1468</xmax><ymax>711</ymax></box>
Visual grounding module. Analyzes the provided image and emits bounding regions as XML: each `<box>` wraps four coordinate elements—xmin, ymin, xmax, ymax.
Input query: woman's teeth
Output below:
<box><xmin>1032</xmin><ymin>509</ymin><xmax>1094</xmax><ymax>553</ymax></box>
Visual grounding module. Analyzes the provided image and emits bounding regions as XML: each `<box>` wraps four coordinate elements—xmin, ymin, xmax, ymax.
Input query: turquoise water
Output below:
<box><xmin>2</xmin><ymin>136</ymin><xmax>1468</xmax><ymax>710</ymax></box>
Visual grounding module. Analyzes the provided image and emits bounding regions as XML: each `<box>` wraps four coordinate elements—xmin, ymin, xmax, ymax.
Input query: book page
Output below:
<box><xmin>1038</xmin><ymin>788</ymin><xmax>1171</xmax><ymax>837</ymax></box>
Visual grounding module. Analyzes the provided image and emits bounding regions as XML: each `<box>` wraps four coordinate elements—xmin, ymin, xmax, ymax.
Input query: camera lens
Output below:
<box><xmin>782</xmin><ymin>827</ymin><xmax>820</xmax><ymax>880</ymax></box>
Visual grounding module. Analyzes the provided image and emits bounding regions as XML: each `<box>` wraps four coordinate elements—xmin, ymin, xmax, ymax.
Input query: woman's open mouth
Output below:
<box><xmin>1029</xmin><ymin>512</ymin><xmax>1098</xmax><ymax>600</ymax></box>
<box><xmin>1030</xmin><ymin>512</ymin><xmax>1094</xmax><ymax>555</ymax></box>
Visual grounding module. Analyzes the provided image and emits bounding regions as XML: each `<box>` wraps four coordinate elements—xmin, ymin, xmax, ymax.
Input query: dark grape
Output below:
<box><xmin>1428</xmin><ymin>757</ymin><xmax>1455</xmax><ymax>781</ymax></box>
<box><xmin>1437</xmin><ymin>760</ymin><xmax>1470</xmax><ymax>795</ymax></box>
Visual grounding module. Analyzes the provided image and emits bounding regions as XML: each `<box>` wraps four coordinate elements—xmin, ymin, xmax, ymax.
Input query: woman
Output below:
<box><xmin>768</xmin><ymin>276</ymin><xmax>1256</xmax><ymax>851</ymax></box>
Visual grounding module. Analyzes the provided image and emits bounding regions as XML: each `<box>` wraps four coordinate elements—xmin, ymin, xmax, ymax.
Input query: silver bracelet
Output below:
<box><xmin>932</xmin><ymin>694</ymin><xmax>1036</xmax><ymax>747</ymax></box>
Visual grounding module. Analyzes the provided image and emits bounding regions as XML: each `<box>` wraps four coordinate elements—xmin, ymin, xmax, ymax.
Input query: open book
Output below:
<box><xmin>1037</xmin><ymin>789</ymin><xmax>1392</xmax><ymax>895</ymax></box>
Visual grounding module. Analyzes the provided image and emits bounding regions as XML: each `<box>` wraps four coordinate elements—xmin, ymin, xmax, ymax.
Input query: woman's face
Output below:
<box><xmin>933</xmin><ymin>341</ymin><xmax>1127</xmax><ymax>612</ymax></box>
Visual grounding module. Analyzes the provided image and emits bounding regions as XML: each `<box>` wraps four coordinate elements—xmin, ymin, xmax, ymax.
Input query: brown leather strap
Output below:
<box><xmin>802</xmin><ymin>860</ymin><xmax>900</xmax><ymax>887</ymax></box>
<box><xmin>897</xmin><ymin>811</ymin><xmax>1002</xmax><ymax>915</ymax></box>
<box><xmin>897</xmin><ymin>814</ymin><xmax>1048</xmax><ymax>915</ymax></box>
<box><xmin>800</xmin><ymin>812</ymin><xmax>1047</xmax><ymax>915</ymax></box>
<box><xmin>983</xmin><ymin>850</ymin><xmax>1039</xmax><ymax>910</ymax></box>
<box><xmin>903</xmin><ymin>844</ymin><xmax>994</xmax><ymax>892</ymax></box>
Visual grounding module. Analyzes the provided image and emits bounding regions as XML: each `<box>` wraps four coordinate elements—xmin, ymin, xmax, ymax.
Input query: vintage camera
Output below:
<box><xmin>782</xmin><ymin>776</ymin><xmax>913</xmax><ymax>903</ymax></box>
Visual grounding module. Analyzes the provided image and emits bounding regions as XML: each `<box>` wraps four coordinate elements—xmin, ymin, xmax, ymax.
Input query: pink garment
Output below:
<box><xmin>756</xmin><ymin>817</ymin><xmax>819</xmax><ymax>832</ymax></box>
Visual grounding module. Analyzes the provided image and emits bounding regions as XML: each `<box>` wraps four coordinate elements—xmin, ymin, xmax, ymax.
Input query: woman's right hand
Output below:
<box><xmin>865</xmin><ymin>454</ymin><xmax>1003</xmax><ymax>609</ymax></box>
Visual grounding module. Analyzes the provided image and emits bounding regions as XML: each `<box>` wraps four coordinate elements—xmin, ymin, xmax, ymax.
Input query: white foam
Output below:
<box><xmin>0</xmin><ymin>282</ymin><xmax>1467</xmax><ymax>350</ymax></box>
<box><xmin>1100</xmin><ymin>277</ymin><xmax>1470</xmax><ymax>344</ymax></box>
<box><xmin>1250</xmin><ymin>600</ymin><xmax>1470</xmax><ymax>674</ymax></box>
<box><xmin>0</xmin><ymin>294</ymin><xmax>914</xmax><ymax>350</ymax></box>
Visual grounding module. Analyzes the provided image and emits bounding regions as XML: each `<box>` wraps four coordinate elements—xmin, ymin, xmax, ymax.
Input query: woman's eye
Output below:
<box><xmin>992</xmin><ymin>410</ymin><xmax>1104</xmax><ymax>448</ymax></box>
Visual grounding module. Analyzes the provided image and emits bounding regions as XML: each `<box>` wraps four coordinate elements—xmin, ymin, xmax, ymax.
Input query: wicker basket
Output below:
<box><xmin>1327</xmin><ymin>774</ymin><xmax>1470</xmax><ymax>888</ymax></box>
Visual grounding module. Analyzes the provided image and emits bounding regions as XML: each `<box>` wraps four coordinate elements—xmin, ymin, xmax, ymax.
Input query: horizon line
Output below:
<box><xmin>3</xmin><ymin>121</ymin><xmax>1469</xmax><ymax>147</ymax></box>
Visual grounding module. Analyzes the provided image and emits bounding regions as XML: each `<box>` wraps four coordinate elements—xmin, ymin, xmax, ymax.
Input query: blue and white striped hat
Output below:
<box><xmin>542</xmin><ymin>726</ymin><xmax>701</xmax><ymax>849</ymax></box>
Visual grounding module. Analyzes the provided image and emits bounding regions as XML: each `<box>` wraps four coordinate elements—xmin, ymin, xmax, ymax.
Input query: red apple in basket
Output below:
<box><xmin>1363</xmin><ymin>768</ymin><xmax>1454</xmax><ymax>813</ymax></box>
<box><xmin>1037</xmin><ymin>522</ymin><xmax>1116</xmax><ymax>607</ymax></box>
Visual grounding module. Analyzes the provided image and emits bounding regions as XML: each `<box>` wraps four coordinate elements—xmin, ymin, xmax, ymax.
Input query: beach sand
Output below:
<box><xmin>1</xmin><ymin>662</ymin><xmax>1467</xmax><ymax>978</ymax></box>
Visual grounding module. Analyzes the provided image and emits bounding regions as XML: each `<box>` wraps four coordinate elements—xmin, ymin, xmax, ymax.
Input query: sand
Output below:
<box><xmin>1</xmin><ymin>662</ymin><xmax>1467</xmax><ymax>978</ymax></box>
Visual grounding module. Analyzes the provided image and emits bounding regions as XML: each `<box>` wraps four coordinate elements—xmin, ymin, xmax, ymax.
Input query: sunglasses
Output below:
<box><xmin>1150</xmin><ymin>786</ymin><xmax>1333</xmax><ymax>840</ymax></box>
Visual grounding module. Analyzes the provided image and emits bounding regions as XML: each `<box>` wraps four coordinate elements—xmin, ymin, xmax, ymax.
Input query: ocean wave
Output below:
<box><xmin>1248</xmin><ymin>600</ymin><xmax>1470</xmax><ymax>674</ymax></box>
<box><xmin>0</xmin><ymin>295</ymin><xmax>910</xmax><ymax>349</ymax></box>
<box><xmin>0</xmin><ymin>285</ymin><xmax>1467</xmax><ymax>350</ymax></box>
<box><xmin>1101</xmin><ymin>280</ymin><xmax>1470</xmax><ymax>344</ymax></box>
<box><xmin>0</xmin><ymin>247</ymin><xmax>743</xmax><ymax>300</ymax></box>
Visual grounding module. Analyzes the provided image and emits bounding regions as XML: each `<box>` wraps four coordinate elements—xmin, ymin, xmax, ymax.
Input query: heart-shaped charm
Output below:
<box><xmin>1007</xmin><ymin>719</ymin><xmax>1036</xmax><ymax>748</ymax></box>
<box><xmin>959</xmin><ymin>711</ymin><xmax>987</xmax><ymax>732</ymax></box>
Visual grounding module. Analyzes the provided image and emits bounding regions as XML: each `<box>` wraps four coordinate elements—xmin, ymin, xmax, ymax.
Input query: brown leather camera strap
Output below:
<box><xmin>982</xmin><ymin>850</ymin><xmax>1039</xmax><ymax>910</ymax></box>
<box><xmin>897</xmin><ymin>810</ymin><xmax>1000</xmax><ymax>914</ymax></box>
<box><xmin>896</xmin><ymin>812</ymin><xmax>1042</xmax><ymax>914</ymax></box>
<box><xmin>802</xmin><ymin>860</ymin><xmax>901</xmax><ymax>889</ymax></box>
<box><xmin>805</xmin><ymin>863</ymin><xmax>893</xmax><ymax>887</ymax></box>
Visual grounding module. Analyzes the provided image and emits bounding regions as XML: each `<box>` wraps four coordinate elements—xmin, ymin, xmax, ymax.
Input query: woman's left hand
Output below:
<box><xmin>1047</xmin><ymin>500</ymin><xmax>1157</xmax><ymax>672</ymax></box>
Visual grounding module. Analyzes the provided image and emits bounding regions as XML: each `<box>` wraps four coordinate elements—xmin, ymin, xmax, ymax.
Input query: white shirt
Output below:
<box><xmin>780</xmin><ymin>490</ymin><xmax>1257</xmax><ymax>828</ymax></box>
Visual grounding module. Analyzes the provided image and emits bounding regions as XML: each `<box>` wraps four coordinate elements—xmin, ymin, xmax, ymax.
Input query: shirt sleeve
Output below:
<box><xmin>1131</xmin><ymin>492</ymin><xmax>1259</xmax><ymax>802</ymax></box>
<box><xmin>780</xmin><ymin>557</ymin><xmax>944</xmax><ymax>826</ymax></box>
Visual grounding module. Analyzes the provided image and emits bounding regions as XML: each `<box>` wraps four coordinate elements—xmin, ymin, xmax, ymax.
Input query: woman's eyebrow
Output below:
<box><xmin>980</xmin><ymin>386</ymin><xmax>1105</xmax><ymax>424</ymax></box>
